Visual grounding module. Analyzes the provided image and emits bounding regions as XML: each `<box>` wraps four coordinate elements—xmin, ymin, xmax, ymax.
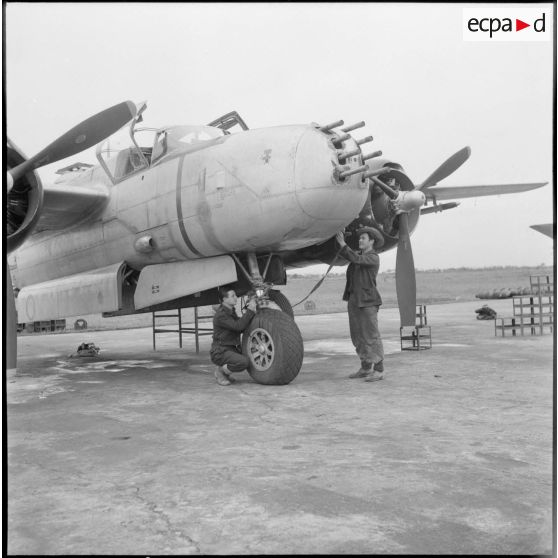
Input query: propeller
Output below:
<box><xmin>395</xmin><ymin>213</ymin><xmax>417</xmax><ymax>326</ymax></box>
<box><xmin>7</xmin><ymin>100</ymin><xmax>136</xmax><ymax>193</ymax></box>
<box><xmin>371</xmin><ymin>147</ymin><xmax>471</xmax><ymax>326</ymax></box>
<box><xmin>6</xmin><ymin>100</ymin><xmax>137</xmax><ymax>372</ymax></box>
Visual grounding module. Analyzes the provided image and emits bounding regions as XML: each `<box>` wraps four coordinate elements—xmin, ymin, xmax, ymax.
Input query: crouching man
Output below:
<box><xmin>210</xmin><ymin>287</ymin><xmax>257</xmax><ymax>386</ymax></box>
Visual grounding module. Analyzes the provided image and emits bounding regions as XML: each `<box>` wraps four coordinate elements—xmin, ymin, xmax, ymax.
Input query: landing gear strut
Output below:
<box><xmin>233</xmin><ymin>253</ymin><xmax>303</xmax><ymax>385</ymax></box>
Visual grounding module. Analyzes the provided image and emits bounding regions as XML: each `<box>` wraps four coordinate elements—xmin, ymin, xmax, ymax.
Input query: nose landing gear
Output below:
<box><xmin>234</xmin><ymin>253</ymin><xmax>304</xmax><ymax>385</ymax></box>
<box><xmin>242</xmin><ymin>309</ymin><xmax>303</xmax><ymax>385</ymax></box>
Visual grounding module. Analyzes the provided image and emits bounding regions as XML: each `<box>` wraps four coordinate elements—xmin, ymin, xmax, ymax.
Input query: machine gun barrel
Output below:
<box><xmin>362</xmin><ymin>150</ymin><xmax>383</xmax><ymax>161</ymax></box>
<box><xmin>341</xmin><ymin>121</ymin><xmax>365</xmax><ymax>133</ymax></box>
<box><xmin>368</xmin><ymin>175</ymin><xmax>398</xmax><ymax>199</ymax></box>
<box><xmin>320</xmin><ymin>120</ymin><xmax>344</xmax><ymax>132</ymax></box>
<box><xmin>356</xmin><ymin>135</ymin><xmax>374</xmax><ymax>145</ymax></box>
<box><xmin>332</xmin><ymin>132</ymin><xmax>351</xmax><ymax>144</ymax></box>
<box><xmin>338</xmin><ymin>148</ymin><xmax>362</xmax><ymax>160</ymax></box>
<box><xmin>339</xmin><ymin>164</ymin><xmax>369</xmax><ymax>179</ymax></box>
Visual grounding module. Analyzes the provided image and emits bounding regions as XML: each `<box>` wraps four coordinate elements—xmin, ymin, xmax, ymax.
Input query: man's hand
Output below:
<box><xmin>247</xmin><ymin>298</ymin><xmax>257</xmax><ymax>312</ymax></box>
<box><xmin>335</xmin><ymin>231</ymin><xmax>346</xmax><ymax>247</ymax></box>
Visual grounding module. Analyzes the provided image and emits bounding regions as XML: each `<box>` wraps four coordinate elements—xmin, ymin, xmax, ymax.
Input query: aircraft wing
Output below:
<box><xmin>530</xmin><ymin>224</ymin><xmax>554</xmax><ymax>238</ymax></box>
<box><xmin>34</xmin><ymin>183</ymin><xmax>109</xmax><ymax>232</ymax></box>
<box><xmin>423</xmin><ymin>182</ymin><xmax>547</xmax><ymax>202</ymax></box>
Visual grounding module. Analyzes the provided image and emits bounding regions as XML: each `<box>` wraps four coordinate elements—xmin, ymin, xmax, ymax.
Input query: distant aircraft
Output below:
<box><xmin>530</xmin><ymin>224</ymin><xmax>554</xmax><ymax>238</ymax></box>
<box><xmin>6</xmin><ymin>101</ymin><xmax>548</xmax><ymax>383</ymax></box>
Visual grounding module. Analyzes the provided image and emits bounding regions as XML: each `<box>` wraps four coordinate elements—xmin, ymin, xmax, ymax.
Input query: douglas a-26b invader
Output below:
<box><xmin>6</xmin><ymin>101</ymin><xmax>547</xmax><ymax>383</ymax></box>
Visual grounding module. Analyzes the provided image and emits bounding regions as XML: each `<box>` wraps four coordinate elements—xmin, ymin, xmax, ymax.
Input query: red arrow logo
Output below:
<box><xmin>516</xmin><ymin>19</ymin><xmax>530</xmax><ymax>31</ymax></box>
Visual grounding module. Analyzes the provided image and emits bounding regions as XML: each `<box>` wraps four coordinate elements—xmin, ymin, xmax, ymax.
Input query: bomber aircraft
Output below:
<box><xmin>6</xmin><ymin>100</ymin><xmax>547</xmax><ymax>384</ymax></box>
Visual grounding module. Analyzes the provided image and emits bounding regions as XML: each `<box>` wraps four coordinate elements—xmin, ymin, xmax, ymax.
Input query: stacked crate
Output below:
<box><xmin>495</xmin><ymin>275</ymin><xmax>554</xmax><ymax>336</ymax></box>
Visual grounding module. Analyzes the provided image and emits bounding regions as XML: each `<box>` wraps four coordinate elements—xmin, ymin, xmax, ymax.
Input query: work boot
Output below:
<box><xmin>221</xmin><ymin>364</ymin><xmax>236</xmax><ymax>383</ymax></box>
<box><xmin>349</xmin><ymin>368</ymin><xmax>368</xmax><ymax>379</ymax></box>
<box><xmin>365</xmin><ymin>370</ymin><xmax>385</xmax><ymax>382</ymax></box>
<box><xmin>373</xmin><ymin>360</ymin><xmax>384</xmax><ymax>373</ymax></box>
<box><xmin>214</xmin><ymin>366</ymin><xmax>231</xmax><ymax>386</ymax></box>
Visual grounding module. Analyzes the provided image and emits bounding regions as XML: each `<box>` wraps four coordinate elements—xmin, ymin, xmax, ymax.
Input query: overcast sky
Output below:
<box><xmin>5</xmin><ymin>2</ymin><xmax>554</xmax><ymax>272</ymax></box>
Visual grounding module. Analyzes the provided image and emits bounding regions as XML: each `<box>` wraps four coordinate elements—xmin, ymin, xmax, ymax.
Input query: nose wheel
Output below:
<box><xmin>242</xmin><ymin>308</ymin><xmax>303</xmax><ymax>385</ymax></box>
<box><xmin>234</xmin><ymin>252</ymin><xmax>304</xmax><ymax>385</ymax></box>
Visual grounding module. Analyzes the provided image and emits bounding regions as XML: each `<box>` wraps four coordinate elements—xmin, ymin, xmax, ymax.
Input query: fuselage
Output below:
<box><xmin>11</xmin><ymin>124</ymin><xmax>369</xmax><ymax>288</ymax></box>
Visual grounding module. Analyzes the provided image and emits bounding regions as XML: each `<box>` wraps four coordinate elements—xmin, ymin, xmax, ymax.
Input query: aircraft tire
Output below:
<box><xmin>268</xmin><ymin>289</ymin><xmax>294</xmax><ymax>319</ymax></box>
<box><xmin>242</xmin><ymin>308</ymin><xmax>303</xmax><ymax>385</ymax></box>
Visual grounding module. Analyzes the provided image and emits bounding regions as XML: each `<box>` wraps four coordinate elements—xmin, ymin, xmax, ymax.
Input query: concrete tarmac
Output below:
<box><xmin>6</xmin><ymin>300</ymin><xmax>554</xmax><ymax>555</ymax></box>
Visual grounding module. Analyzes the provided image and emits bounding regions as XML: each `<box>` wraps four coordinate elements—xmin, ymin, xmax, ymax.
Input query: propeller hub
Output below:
<box><xmin>396</xmin><ymin>190</ymin><xmax>426</xmax><ymax>213</ymax></box>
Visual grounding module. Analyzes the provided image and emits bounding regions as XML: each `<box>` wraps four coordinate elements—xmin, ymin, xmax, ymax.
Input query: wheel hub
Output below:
<box><xmin>248</xmin><ymin>327</ymin><xmax>275</xmax><ymax>371</ymax></box>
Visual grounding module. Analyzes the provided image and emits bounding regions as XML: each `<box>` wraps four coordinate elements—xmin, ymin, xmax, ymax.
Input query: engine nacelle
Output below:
<box><xmin>7</xmin><ymin>139</ymin><xmax>44</xmax><ymax>253</ymax></box>
<box><xmin>340</xmin><ymin>159</ymin><xmax>420</xmax><ymax>253</ymax></box>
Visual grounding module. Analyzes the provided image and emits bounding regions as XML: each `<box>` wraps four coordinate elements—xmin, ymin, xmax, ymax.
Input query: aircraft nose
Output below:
<box><xmin>294</xmin><ymin>127</ymin><xmax>368</xmax><ymax>221</ymax></box>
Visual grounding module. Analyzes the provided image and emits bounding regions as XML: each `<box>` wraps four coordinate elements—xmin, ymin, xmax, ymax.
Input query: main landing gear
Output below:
<box><xmin>235</xmin><ymin>253</ymin><xmax>303</xmax><ymax>385</ymax></box>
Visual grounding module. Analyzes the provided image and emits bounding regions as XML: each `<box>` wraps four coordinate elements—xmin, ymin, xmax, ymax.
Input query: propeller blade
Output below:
<box><xmin>418</xmin><ymin>146</ymin><xmax>471</xmax><ymax>190</ymax></box>
<box><xmin>8</xmin><ymin>100</ymin><xmax>137</xmax><ymax>189</ymax></box>
<box><xmin>6</xmin><ymin>266</ymin><xmax>17</xmax><ymax>373</ymax></box>
<box><xmin>395</xmin><ymin>213</ymin><xmax>417</xmax><ymax>326</ymax></box>
<box><xmin>423</xmin><ymin>182</ymin><xmax>547</xmax><ymax>201</ymax></box>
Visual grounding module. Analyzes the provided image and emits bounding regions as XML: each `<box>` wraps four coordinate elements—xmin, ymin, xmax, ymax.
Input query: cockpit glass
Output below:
<box><xmin>151</xmin><ymin>125</ymin><xmax>225</xmax><ymax>163</ymax></box>
<box><xmin>166</xmin><ymin>125</ymin><xmax>225</xmax><ymax>147</ymax></box>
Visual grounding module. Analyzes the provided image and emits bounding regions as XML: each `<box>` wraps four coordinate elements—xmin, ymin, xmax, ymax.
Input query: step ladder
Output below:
<box><xmin>400</xmin><ymin>304</ymin><xmax>432</xmax><ymax>351</ymax></box>
<box><xmin>152</xmin><ymin>307</ymin><xmax>214</xmax><ymax>353</ymax></box>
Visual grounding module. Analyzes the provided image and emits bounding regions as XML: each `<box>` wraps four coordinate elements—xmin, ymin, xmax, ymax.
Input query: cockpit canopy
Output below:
<box><xmin>96</xmin><ymin>103</ymin><xmax>228</xmax><ymax>184</ymax></box>
<box><xmin>151</xmin><ymin>125</ymin><xmax>226</xmax><ymax>162</ymax></box>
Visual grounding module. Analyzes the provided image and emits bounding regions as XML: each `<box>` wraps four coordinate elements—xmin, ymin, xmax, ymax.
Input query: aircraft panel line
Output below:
<box><xmin>175</xmin><ymin>155</ymin><xmax>205</xmax><ymax>258</ymax></box>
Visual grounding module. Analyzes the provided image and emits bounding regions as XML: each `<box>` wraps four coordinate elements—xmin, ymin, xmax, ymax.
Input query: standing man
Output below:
<box><xmin>336</xmin><ymin>227</ymin><xmax>385</xmax><ymax>382</ymax></box>
<box><xmin>210</xmin><ymin>286</ymin><xmax>257</xmax><ymax>386</ymax></box>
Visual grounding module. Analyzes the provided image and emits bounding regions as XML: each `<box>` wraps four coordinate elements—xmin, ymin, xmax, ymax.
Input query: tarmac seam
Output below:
<box><xmin>237</xmin><ymin>391</ymin><xmax>279</xmax><ymax>425</ymax></box>
<box><xmin>132</xmin><ymin>487</ymin><xmax>202</xmax><ymax>554</ymax></box>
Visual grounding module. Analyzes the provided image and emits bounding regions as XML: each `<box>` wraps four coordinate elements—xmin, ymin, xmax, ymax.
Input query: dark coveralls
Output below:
<box><xmin>210</xmin><ymin>305</ymin><xmax>255</xmax><ymax>372</ymax></box>
<box><xmin>340</xmin><ymin>244</ymin><xmax>384</xmax><ymax>371</ymax></box>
